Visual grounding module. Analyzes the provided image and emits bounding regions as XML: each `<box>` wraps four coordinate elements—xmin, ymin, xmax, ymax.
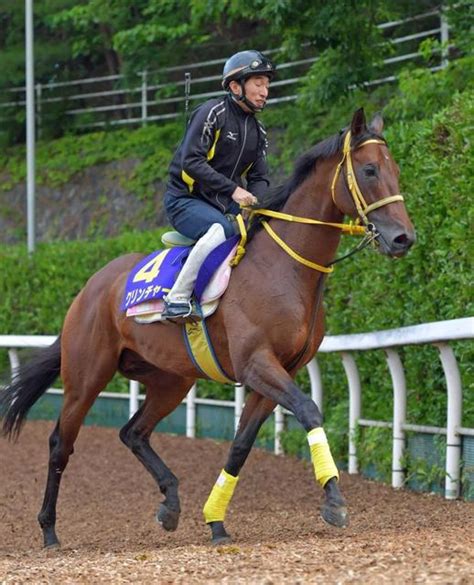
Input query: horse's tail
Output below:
<box><xmin>0</xmin><ymin>336</ymin><xmax>61</xmax><ymax>440</ymax></box>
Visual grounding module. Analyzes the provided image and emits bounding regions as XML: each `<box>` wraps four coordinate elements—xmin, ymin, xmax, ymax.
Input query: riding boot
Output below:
<box><xmin>163</xmin><ymin>223</ymin><xmax>226</xmax><ymax>319</ymax></box>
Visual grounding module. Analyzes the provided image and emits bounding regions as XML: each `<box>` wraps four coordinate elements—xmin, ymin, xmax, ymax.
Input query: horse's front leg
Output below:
<box><xmin>203</xmin><ymin>391</ymin><xmax>276</xmax><ymax>544</ymax></box>
<box><xmin>240</xmin><ymin>349</ymin><xmax>348</xmax><ymax>529</ymax></box>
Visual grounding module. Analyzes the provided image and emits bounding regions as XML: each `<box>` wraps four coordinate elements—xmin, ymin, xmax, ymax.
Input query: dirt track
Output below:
<box><xmin>1</xmin><ymin>421</ymin><xmax>473</xmax><ymax>584</ymax></box>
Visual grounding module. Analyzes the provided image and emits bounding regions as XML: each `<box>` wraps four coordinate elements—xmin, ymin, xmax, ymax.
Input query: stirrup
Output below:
<box><xmin>161</xmin><ymin>231</ymin><xmax>196</xmax><ymax>248</ymax></box>
<box><xmin>162</xmin><ymin>299</ymin><xmax>201</xmax><ymax>321</ymax></box>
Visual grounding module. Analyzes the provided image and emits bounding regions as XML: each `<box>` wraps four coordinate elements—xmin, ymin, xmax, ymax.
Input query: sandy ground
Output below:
<box><xmin>1</xmin><ymin>420</ymin><xmax>473</xmax><ymax>584</ymax></box>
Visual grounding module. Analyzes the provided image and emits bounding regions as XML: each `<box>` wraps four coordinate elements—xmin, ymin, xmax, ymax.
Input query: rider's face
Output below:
<box><xmin>230</xmin><ymin>75</ymin><xmax>270</xmax><ymax>112</ymax></box>
<box><xmin>244</xmin><ymin>75</ymin><xmax>270</xmax><ymax>110</ymax></box>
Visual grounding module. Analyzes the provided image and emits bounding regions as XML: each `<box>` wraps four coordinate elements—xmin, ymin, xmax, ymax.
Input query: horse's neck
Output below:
<box><xmin>273</xmin><ymin>158</ymin><xmax>343</xmax><ymax>284</ymax></box>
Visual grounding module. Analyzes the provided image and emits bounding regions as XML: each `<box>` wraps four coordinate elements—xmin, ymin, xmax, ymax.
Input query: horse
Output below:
<box><xmin>0</xmin><ymin>108</ymin><xmax>415</xmax><ymax>548</ymax></box>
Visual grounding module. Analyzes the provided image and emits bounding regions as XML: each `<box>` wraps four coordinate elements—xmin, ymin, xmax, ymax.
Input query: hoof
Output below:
<box><xmin>42</xmin><ymin>527</ymin><xmax>60</xmax><ymax>549</ymax></box>
<box><xmin>209</xmin><ymin>521</ymin><xmax>231</xmax><ymax>545</ymax></box>
<box><xmin>156</xmin><ymin>503</ymin><xmax>180</xmax><ymax>532</ymax></box>
<box><xmin>320</xmin><ymin>503</ymin><xmax>349</xmax><ymax>528</ymax></box>
<box><xmin>212</xmin><ymin>535</ymin><xmax>232</xmax><ymax>546</ymax></box>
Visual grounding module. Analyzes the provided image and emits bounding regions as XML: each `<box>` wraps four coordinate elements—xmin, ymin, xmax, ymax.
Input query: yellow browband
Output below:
<box><xmin>236</xmin><ymin>131</ymin><xmax>404</xmax><ymax>272</ymax></box>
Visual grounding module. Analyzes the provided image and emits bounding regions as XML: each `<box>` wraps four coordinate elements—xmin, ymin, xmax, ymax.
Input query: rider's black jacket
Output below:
<box><xmin>166</xmin><ymin>95</ymin><xmax>269</xmax><ymax>212</ymax></box>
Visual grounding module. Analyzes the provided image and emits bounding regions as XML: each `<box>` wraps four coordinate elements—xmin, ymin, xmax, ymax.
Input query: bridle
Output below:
<box><xmin>330</xmin><ymin>130</ymin><xmax>404</xmax><ymax>228</ymax></box>
<box><xmin>233</xmin><ymin>130</ymin><xmax>405</xmax><ymax>273</ymax></box>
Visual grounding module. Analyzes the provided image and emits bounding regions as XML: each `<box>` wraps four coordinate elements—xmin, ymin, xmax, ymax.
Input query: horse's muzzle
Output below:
<box><xmin>373</xmin><ymin>222</ymin><xmax>416</xmax><ymax>257</ymax></box>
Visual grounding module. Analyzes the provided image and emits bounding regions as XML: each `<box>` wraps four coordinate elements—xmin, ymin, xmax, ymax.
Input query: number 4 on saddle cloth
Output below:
<box><xmin>121</xmin><ymin>234</ymin><xmax>240</xmax><ymax>324</ymax></box>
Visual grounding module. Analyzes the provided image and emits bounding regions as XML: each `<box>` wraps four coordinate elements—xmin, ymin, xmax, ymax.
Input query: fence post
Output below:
<box><xmin>234</xmin><ymin>383</ymin><xmax>245</xmax><ymax>434</ymax></box>
<box><xmin>341</xmin><ymin>352</ymin><xmax>361</xmax><ymax>474</ymax></box>
<box><xmin>186</xmin><ymin>383</ymin><xmax>197</xmax><ymax>438</ymax></box>
<box><xmin>36</xmin><ymin>83</ymin><xmax>42</xmax><ymax>139</ymax></box>
<box><xmin>8</xmin><ymin>348</ymin><xmax>20</xmax><ymax>379</ymax></box>
<box><xmin>184</xmin><ymin>72</ymin><xmax>191</xmax><ymax>126</ymax></box>
<box><xmin>307</xmin><ymin>358</ymin><xmax>323</xmax><ymax>413</ymax></box>
<box><xmin>129</xmin><ymin>380</ymin><xmax>140</xmax><ymax>419</ymax></box>
<box><xmin>274</xmin><ymin>405</ymin><xmax>284</xmax><ymax>455</ymax></box>
<box><xmin>141</xmin><ymin>70</ymin><xmax>148</xmax><ymax>126</ymax></box>
<box><xmin>435</xmin><ymin>343</ymin><xmax>462</xmax><ymax>499</ymax></box>
<box><xmin>385</xmin><ymin>349</ymin><xmax>407</xmax><ymax>489</ymax></box>
<box><xmin>440</xmin><ymin>10</ymin><xmax>449</xmax><ymax>68</ymax></box>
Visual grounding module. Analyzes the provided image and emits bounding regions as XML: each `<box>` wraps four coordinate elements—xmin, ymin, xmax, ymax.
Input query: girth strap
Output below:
<box><xmin>183</xmin><ymin>320</ymin><xmax>235</xmax><ymax>384</ymax></box>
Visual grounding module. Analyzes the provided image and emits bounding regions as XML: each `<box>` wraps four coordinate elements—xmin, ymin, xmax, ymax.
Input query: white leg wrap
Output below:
<box><xmin>167</xmin><ymin>223</ymin><xmax>226</xmax><ymax>302</ymax></box>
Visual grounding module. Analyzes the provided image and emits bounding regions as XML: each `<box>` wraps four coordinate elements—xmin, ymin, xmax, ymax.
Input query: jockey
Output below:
<box><xmin>162</xmin><ymin>50</ymin><xmax>275</xmax><ymax>319</ymax></box>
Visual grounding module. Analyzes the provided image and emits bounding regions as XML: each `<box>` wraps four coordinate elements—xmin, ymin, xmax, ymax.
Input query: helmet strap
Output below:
<box><xmin>229</xmin><ymin>80</ymin><xmax>264</xmax><ymax>113</ymax></box>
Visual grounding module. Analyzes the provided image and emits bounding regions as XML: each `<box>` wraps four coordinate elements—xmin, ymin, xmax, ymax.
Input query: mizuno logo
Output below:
<box><xmin>226</xmin><ymin>131</ymin><xmax>238</xmax><ymax>141</ymax></box>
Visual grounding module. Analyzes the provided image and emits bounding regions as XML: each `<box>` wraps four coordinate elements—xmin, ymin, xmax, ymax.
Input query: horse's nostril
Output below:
<box><xmin>394</xmin><ymin>234</ymin><xmax>408</xmax><ymax>245</ymax></box>
<box><xmin>394</xmin><ymin>233</ymin><xmax>414</xmax><ymax>248</ymax></box>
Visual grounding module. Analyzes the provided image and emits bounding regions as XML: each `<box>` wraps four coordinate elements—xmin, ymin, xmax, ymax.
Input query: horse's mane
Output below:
<box><xmin>257</xmin><ymin>133</ymin><xmax>343</xmax><ymax>212</ymax></box>
<box><xmin>249</xmin><ymin>127</ymin><xmax>383</xmax><ymax>236</ymax></box>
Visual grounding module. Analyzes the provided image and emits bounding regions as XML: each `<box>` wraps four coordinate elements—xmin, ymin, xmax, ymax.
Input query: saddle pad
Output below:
<box><xmin>126</xmin><ymin>241</ymin><xmax>237</xmax><ymax>322</ymax></box>
<box><xmin>122</xmin><ymin>234</ymin><xmax>240</xmax><ymax>313</ymax></box>
<box><xmin>121</xmin><ymin>246</ymin><xmax>190</xmax><ymax>312</ymax></box>
<box><xmin>131</xmin><ymin>299</ymin><xmax>219</xmax><ymax>324</ymax></box>
<box><xmin>199</xmin><ymin>240</ymin><xmax>238</xmax><ymax>303</ymax></box>
<box><xmin>194</xmin><ymin>234</ymin><xmax>239</xmax><ymax>301</ymax></box>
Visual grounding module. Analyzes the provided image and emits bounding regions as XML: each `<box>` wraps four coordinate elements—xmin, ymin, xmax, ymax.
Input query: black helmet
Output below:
<box><xmin>222</xmin><ymin>50</ymin><xmax>275</xmax><ymax>90</ymax></box>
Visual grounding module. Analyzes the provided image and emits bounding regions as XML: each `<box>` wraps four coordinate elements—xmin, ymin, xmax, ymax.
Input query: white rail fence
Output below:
<box><xmin>0</xmin><ymin>9</ymin><xmax>449</xmax><ymax>132</ymax></box>
<box><xmin>1</xmin><ymin>317</ymin><xmax>472</xmax><ymax>500</ymax></box>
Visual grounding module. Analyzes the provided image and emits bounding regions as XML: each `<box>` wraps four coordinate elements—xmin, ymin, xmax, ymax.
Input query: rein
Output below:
<box><xmin>238</xmin><ymin>130</ymin><xmax>404</xmax><ymax>273</ymax></box>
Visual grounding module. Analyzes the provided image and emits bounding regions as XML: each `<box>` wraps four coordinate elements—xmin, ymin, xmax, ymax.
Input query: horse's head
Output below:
<box><xmin>332</xmin><ymin>108</ymin><xmax>416</xmax><ymax>257</ymax></box>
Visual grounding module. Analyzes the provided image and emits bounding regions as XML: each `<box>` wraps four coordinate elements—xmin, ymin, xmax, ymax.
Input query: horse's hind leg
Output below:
<box><xmin>119</xmin><ymin>371</ymin><xmax>194</xmax><ymax>532</ymax></box>
<box><xmin>203</xmin><ymin>391</ymin><xmax>276</xmax><ymax>544</ymax></box>
<box><xmin>38</xmin><ymin>342</ymin><xmax>118</xmax><ymax>548</ymax></box>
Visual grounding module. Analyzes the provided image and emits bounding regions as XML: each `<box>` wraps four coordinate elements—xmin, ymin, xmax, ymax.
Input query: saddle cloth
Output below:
<box><xmin>122</xmin><ymin>234</ymin><xmax>239</xmax><ymax>323</ymax></box>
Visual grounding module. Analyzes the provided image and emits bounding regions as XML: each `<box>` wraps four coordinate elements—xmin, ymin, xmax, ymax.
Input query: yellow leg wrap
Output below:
<box><xmin>308</xmin><ymin>427</ymin><xmax>339</xmax><ymax>487</ymax></box>
<box><xmin>203</xmin><ymin>469</ymin><xmax>239</xmax><ymax>523</ymax></box>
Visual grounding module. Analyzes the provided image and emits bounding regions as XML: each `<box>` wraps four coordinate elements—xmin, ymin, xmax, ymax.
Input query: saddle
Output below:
<box><xmin>122</xmin><ymin>231</ymin><xmax>239</xmax><ymax>324</ymax></box>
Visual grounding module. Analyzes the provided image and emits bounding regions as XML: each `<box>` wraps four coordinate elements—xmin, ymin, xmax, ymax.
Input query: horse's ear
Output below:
<box><xmin>369</xmin><ymin>113</ymin><xmax>384</xmax><ymax>135</ymax></box>
<box><xmin>351</xmin><ymin>108</ymin><xmax>367</xmax><ymax>137</ymax></box>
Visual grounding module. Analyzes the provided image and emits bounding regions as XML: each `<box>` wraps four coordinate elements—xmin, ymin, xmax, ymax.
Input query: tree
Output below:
<box><xmin>0</xmin><ymin>0</ymin><xmax>79</xmax><ymax>87</ymax></box>
<box><xmin>50</xmin><ymin>0</ymin><xmax>150</xmax><ymax>76</ymax></box>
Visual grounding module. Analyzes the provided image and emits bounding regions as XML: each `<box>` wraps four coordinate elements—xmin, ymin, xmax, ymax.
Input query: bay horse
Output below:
<box><xmin>1</xmin><ymin>108</ymin><xmax>415</xmax><ymax>548</ymax></box>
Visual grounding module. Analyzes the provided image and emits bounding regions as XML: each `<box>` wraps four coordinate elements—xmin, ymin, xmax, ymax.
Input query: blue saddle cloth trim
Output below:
<box><xmin>194</xmin><ymin>234</ymin><xmax>239</xmax><ymax>301</ymax></box>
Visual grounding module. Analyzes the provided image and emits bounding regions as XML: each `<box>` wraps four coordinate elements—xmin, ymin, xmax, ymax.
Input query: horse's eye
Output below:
<box><xmin>364</xmin><ymin>164</ymin><xmax>378</xmax><ymax>178</ymax></box>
